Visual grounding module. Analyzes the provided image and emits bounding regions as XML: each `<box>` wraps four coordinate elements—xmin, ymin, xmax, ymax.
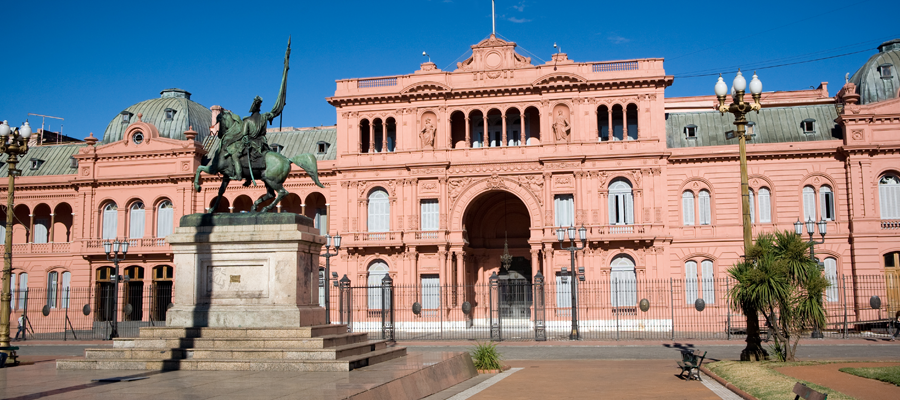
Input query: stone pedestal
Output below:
<box><xmin>165</xmin><ymin>213</ymin><xmax>325</xmax><ymax>328</ymax></box>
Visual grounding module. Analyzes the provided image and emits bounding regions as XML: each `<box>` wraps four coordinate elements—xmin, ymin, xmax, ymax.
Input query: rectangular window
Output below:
<box><xmin>47</xmin><ymin>271</ymin><xmax>58</xmax><ymax>309</ymax></box>
<box><xmin>759</xmin><ymin>188</ymin><xmax>772</xmax><ymax>223</ymax></box>
<box><xmin>421</xmin><ymin>274</ymin><xmax>440</xmax><ymax>310</ymax></box>
<box><xmin>685</xmin><ymin>261</ymin><xmax>698</xmax><ymax>304</ymax></box>
<box><xmin>682</xmin><ymin>192</ymin><xmax>695</xmax><ymax>226</ymax></box>
<box><xmin>698</xmin><ymin>191</ymin><xmax>711</xmax><ymax>225</ymax></box>
<box><xmin>821</xmin><ymin>187</ymin><xmax>835</xmax><ymax>221</ymax></box>
<box><xmin>33</xmin><ymin>218</ymin><xmax>49</xmax><ymax>244</ymax></box>
<box><xmin>420</xmin><ymin>199</ymin><xmax>439</xmax><ymax>231</ymax></box>
<box><xmin>803</xmin><ymin>186</ymin><xmax>816</xmax><ymax>221</ymax></box>
<box><xmin>554</xmin><ymin>194</ymin><xmax>575</xmax><ymax>227</ymax></box>
<box><xmin>17</xmin><ymin>273</ymin><xmax>27</xmax><ymax>310</ymax></box>
<box><xmin>555</xmin><ymin>272</ymin><xmax>574</xmax><ymax>309</ymax></box>
<box><xmin>61</xmin><ymin>271</ymin><xmax>71</xmax><ymax>309</ymax></box>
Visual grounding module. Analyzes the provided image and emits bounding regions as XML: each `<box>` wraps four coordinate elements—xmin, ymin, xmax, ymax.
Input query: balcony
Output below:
<box><xmin>350</xmin><ymin>231</ymin><xmax>401</xmax><ymax>245</ymax></box>
<box><xmin>0</xmin><ymin>242</ymin><xmax>71</xmax><ymax>254</ymax></box>
<box><xmin>882</xmin><ymin>220</ymin><xmax>900</xmax><ymax>230</ymax></box>
<box><xmin>586</xmin><ymin>224</ymin><xmax>658</xmax><ymax>242</ymax></box>
<box><xmin>82</xmin><ymin>238</ymin><xmax>170</xmax><ymax>254</ymax></box>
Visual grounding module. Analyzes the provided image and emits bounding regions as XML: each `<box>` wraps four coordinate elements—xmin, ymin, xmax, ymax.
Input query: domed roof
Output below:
<box><xmin>102</xmin><ymin>88</ymin><xmax>211</xmax><ymax>144</ymax></box>
<box><xmin>848</xmin><ymin>39</ymin><xmax>900</xmax><ymax>105</ymax></box>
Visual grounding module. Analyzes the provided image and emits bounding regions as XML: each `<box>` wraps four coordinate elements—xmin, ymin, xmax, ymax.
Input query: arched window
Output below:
<box><xmin>367</xmin><ymin>261</ymin><xmax>389</xmax><ymax>310</ymax></box>
<box><xmin>824</xmin><ymin>257</ymin><xmax>838</xmax><ymax>302</ymax></box>
<box><xmin>682</xmin><ymin>191</ymin><xmax>695</xmax><ymax>226</ymax></box>
<box><xmin>33</xmin><ymin>218</ymin><xmax>49</xmax><ymax>244</ymax></box>
<box><xmin>626</xmin><ymin>103</ymin><xmax>638</xmax><ymax>140</ymax></box>
<box><xmin>610</xmin><ymin>255</ymin><xmax>636</xmax><ymax>306</ymax></box>
<box><xmin>609</xmin><ymin>180</ymin><xmax>634</xmax><ymax>225</ymax></box>
<box><xmin>748</xmin><ymin>189</ymin><xmax>755</xmax><ymax>224</ymax></box>
<box><xmin>820</xmin><ymin>185</ymin><xmax>835</xmax><ymax>221</ymax></box>
<box><xmin>701</xmin><ymin>260</ymin><xmax>715</xmax><ymax>303</ymax></box>
<box><xmin>698</xmin><ymin>190</ymin><xmax>711</xmax><ymax>225</ymax></box>
<box><xmin>129</xmin><ymin>202</ymin><xmax>145</xmax><ymax>239</ymax></box>
<box><xmin>157</xmin><ymin>201</ymin><xmax>174</xmax><ymax>238</ymax></box>
<box><xmin>102</xmin><ymin>202</ymin><xmax>118</xmax><ymax>239</ymax></box>
<box><xmin>879</xmin><ymin>175</ymin><xmax>900</xmax><ymax>219</ymax></box>
<box><xmin>17</xmin><ymin>273</ymin><xmax>27</xmax><ymax>310</ymax></box>
<box><xmin>367</xmin><ymin>189</ymin><xmax>390</xmax><ymax>233</ymax></box>
<box><xmin>802</xmin><ymin>186</ymin><xmax>816</xmax><ymax>221</ymax></box>
<box><xmin>758</xmin><ymin>188</ymin><xmax>772</xmax><ymax>223</ymax></box>
<box><xmin>61</xmin><ymin>271</ymin><xmax>71</xmax><ymax>309</ymax></box>
<box><xmin>685</xmin><ymin>260</ymin><xmax>698</xmax><ymax>304</ymax></box>
<box><xmin>47</xmin><ymin>271</ymin><xmax>58</xmax><ymax>309</ymax></box>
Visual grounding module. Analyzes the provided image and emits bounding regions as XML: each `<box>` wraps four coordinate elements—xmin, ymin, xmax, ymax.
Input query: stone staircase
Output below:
<box><xmin>57</xmin><ymin>325</ymin><xmax>406</xmax><ymax>372</ymax></box>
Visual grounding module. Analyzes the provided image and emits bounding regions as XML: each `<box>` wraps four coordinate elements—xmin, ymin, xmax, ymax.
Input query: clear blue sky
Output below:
<box><xmin>1</xmin><ymin>0</ymin><xmax>895</xmax><ymax>139</ymax></box>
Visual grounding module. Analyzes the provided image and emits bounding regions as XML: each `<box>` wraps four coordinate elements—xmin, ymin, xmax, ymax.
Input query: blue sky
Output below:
<box><xmin>0</xmin><ymin>0</ymin><xmax>895</xmax><ymax>139</ymax></box>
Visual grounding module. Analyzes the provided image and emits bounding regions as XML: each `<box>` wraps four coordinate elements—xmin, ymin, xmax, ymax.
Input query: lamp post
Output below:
<box><xmin>715</xmin><ymin>71</ymin><xmax>764</xmax><ymax>360</ymax></box>
<box><xmin>103</xmin><ymin>239</ymin><xmax>129</xmax><ymax>339</ymax></box>
<box><xmin>0</xmin><ymin>120</ymin><xmax>31</xmax><ymax>360</ymax></box>
<box><xmin>556</xmin><ymin>224</ymin><xmax>587</xmax><ymax>340</ymax></box>
<box><xmin>321</xmin><ymin>233</ymin><xmax>341</xmax><ymax>324</ymax></box>
<box><xmin>795</xmin><ymin>218</ymin><xmax>827</xmax><ymax>338</ymax></box>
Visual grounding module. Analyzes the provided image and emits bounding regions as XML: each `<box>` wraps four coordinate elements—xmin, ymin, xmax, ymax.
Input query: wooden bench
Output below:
<box><xmin>0</xmin><ymin>346</ymin><xmax>20</xmax><ymax>367</ymax></box>
<box><xmin>792</xmin><ymin>382</ymin><xmax>827</xmax><ymax>400</ymax></box>
<box><xmin>677</xmin><ymin>350</ymin><xmax>706</xmax><ymax>381</ymax></box>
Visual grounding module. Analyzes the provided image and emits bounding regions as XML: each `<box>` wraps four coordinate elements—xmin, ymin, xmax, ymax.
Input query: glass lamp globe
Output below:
<box><xmin>567</xmin><ymin>225</ymin><xmax>576</xmax><ymax>241</ymax></box>
<box><xmin>733</xmin><ymin>70</ymin><xmax>747</xmax><ymax>92</ymax></box>
<box><xmin>556</xmin><ymin>227</ymin><xmax>565</xmax><ymax>242</ymax></box>
<box><xmin>794</xmin><ymin>219</ymin><xmax>803</xmax><ymax>235</ymax></box>
<box><xmin>0</xmin><ymin>121</ymin><xmax>10</xmax><ymax>137</ymax></box>
<box><xmin>749</xmin><ymin>72</ymin><xmax>763</xmax><ymax>95</ymax></box>
<box><xmin>714</xmin><ymin>75</ymin><xmax>728</xmax><ymax>96</ymax></box>
<box><xmin>20</xmin><ymin>121</ymin><xmax>32</xmax><ymax>138</ymax></box>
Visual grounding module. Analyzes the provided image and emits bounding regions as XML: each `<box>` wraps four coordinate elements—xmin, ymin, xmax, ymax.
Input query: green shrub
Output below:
<box><xmin>470</xmin><ymin>341</ymin><xmax>503</xmax><ymax>370</ymax></box>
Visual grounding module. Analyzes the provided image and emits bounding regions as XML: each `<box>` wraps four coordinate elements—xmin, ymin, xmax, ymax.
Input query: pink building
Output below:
<box><xmin>3</xmin><ymin>37</ymin><xmax>899</xmax><ymax>335</ymax></box>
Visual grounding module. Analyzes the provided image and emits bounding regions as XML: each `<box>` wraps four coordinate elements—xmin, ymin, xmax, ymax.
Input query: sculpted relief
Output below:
<box><xmin>420</xmin><ymin>113</ymin><xmax>436</xmax><ymax>149</ymax></box>
<box><xmin>552</xmin><ymin>105</ymin><xmax>571</xmax><ymax>143</ymax></box>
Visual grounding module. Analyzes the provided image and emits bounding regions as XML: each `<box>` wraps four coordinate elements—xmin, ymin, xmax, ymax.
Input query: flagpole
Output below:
<box><xmin>492</xmin><ymin>0</ymin><xmax>495</xmax><ymax>35</ymax></box>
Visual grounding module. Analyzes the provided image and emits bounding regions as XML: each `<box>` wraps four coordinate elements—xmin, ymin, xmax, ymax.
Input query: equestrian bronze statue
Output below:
<box><xmin>194</xmin><ymin>37</ymin><xmax>323</xmax><ymax>213</ymax></box>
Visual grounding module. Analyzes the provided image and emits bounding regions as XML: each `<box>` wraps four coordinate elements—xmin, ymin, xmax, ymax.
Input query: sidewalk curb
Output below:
<box><xmin>700</xmin><ymin>366</ymin><xmax>757</xmax><ymax>400</ymax></box>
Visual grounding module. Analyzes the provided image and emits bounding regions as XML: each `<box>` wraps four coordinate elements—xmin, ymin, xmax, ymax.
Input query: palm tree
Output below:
<box><xmin>728</xmin><ymin>231</ymin><xmax>828</xmax><ymax>361</ymax></box>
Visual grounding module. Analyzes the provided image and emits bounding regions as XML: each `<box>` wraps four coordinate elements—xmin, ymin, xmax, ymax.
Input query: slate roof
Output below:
<box><xmin>666</xmin><ymin>104</ymin><xmax>841</xmax><ymax>149</ymax></box>
<box><xmin>204</xmin><ymin>127</ymin><xmax>337</xmax><ymax>162</ymax></box>
<box><xmin>0</xmin><ymin>143</ymin><xmax>86</xmax><ymax>177</ymax></box>
<box><xmin>101</xmin><ymin>88</ymin><xmax>212</xmax><ymax>144</ymax></box>
<box><xmin>849</xmin><ymin>39</ymin><xmax>900</xmax><ymax>105</ymax></box>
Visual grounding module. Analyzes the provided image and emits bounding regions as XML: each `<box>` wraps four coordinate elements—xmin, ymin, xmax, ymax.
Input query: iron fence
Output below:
<box><xmin>9</xmin><ymin>284</ymin><xmax>173</xmax><ymax>341</ymax></box>
<box><xmin>330</xmin><ymin>274</ymin><xmax>900</xmax><ymax>341</ymax></box>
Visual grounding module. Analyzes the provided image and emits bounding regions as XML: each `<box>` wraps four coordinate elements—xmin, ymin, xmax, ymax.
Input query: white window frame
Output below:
<box><xmin>748</xmin><ymin>189</ymin><xmax>755</xmax><ymax>224</ymax></box>
<box><xmin>129</xmin><ymin>202</ymin><xmax>145</xmax><ymax>239</ymax></box>
<box><xmin>47</xmin><ymin>271</ymin><xmax>58</xmax><ymax>309</ymax></box>
<box><xmin>758</xmin><ymin>187</ymin><xmax>772</xmax><ymax>223</ymax></box>
<box><xmin>156</xmin><ymin>201</ymin><xmax>174</xmax><ymax>238</ymax></box>
<box><xmin>609</xmin><ymin>180</ymin><xmax>634</xmax><ymax>225</ymax></box>
<box><xmin>824</xmin><ymin>258</ymin><xmax>838</xmax><ymax>302</ymax></box>
<box><xmin>610</xmin><ymin>256</ymin><xmax>637</xmax><ymax>307</ymax></box>
<box><xmin>421</xmin><ymin>274</ymin><xmax>440</xmax><ymax>310</ymax></box>
<box><xmin>700</xmin><ymin>260</ymin><xmax>715</xmax><ymax>304</ymax></box>
<box><xmin>685</xmin><ymin>260</ymin><xmax>698</xmax><ymax>304</ymax></box>
<box><xmin>698</xmin><ymin>190</ymin><xmax>711</xmax><ymax>225</ymax></box>
<box><xmin>682</xmin><ymin>191</ymin><xmax>695</xmax><ymax>226</ymax></box>
<box><xmin>554</xmin><ymin>194</ymin><xmax>575</xmax><ymax>228</ymax></box>
<box><xmin>33</xmin><ymin>218</ymin><xmax>49</xmax><ymax>244</ymax></box>
<box><xmin>367</xmin><ymin>261</ymin><xmax>389</xmax><ymax>310</ymax></box>
<box><xmin>367</xmin><ymin>190</ymin><xmax>390</xmax><ymax>233</ymax></box>
<box><xmin>420</xmin><ymin>199</ymin><xmax>439</xmax><ymax>231</ymax></box>
<box><xmin>102</xmin><ymin>203</ymin><xmax>118</xmax><ymax>240</ymax></box>
<box><xmin>802</xmin><ymin>186</ymin><xmax>816</xmax><ymax>222</ymax></box>
<box><xmin>820</xmin><ymin>185</ymin><xmax>835</xmax><ymax>221</ymax></box>
<box><xmin>879</xmin><ymin>175</ymin><xmax>900</xmax><ymax>220</ymax></box>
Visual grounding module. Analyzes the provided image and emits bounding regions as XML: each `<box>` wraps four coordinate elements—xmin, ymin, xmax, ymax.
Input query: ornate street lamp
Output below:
<box><xmin>104</xmin><ymin>239</ymin><xmax>129</xmax><ymax>339</ymax></box>
<box><xmin>557</xmin><ymin>224</ymin><xmax>587</xmax><ymax>340</ymax></box>
<box><xmin>0</xmin><ymin>120</ymin><xmax>31</xmax><ymax>361</ymax></box>
<box><xmin>715</xmin><ymin>71</ymin><xmax>764</xmax><ymax>360</ymax></box>
<box><xmin>794</xmin><ymin>217</ymin><xmax>828</xmax><ymax>338</ymax></box>
<box><xmin>321</xmin><ymin>233</ymin><xmax>341</xmax><ymax>324</ymax></box>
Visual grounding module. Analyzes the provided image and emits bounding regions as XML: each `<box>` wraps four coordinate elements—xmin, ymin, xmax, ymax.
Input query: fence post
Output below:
<box><xmin>614</xmin><ymin>278</ymin><xmax>620</xmax><ymax>341</ymax></box>
<box><xmin>339</xmin><ymin>275</ymin><xmax>351</xmax><ymax>332</ymax></box>
<box><xmin>534</xmin><ymin>271</ymin><xmax>546</xmax><ymax>341</ymax></box>
<box><xmin>670</xmin><ymin>278</ymin><xmax>675</xmax><ymax>341</ymax></box>
<box><xmin>381</xmin><ymin>274</ymin><xmax>394</xmax><ymax>342</ymax></box>
<box><xmin>489</xmin><ymin>272</ymin><xmax>501</xmax><ymax>341</ymax></box>
<box><xmin>842</xmin><ymin>274</ymin><xmax>848</xmax><ymax>339</ymax></box>
<box><xmin>22</xmin><ymin>289</ymin><xmax>29</xmax><ymax>341</ymax></box>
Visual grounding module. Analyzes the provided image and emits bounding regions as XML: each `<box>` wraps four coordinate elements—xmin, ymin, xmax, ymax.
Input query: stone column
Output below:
<box><xmin>483</xmin><ymin>115</ymin><xmax>489</xmax><ymax>147</ymax></box>
<box><xmin>608</xmin><ymin>109</ymin><xmax>613</xmax><ymax>140</ymax></box>
<box><xmin>502</xmin><ymin>114</ymin><xmax>508</xmax><ymax>147</ymax></box>
<box><xmin>465</xmin><ymin>117</ymin><xmax>471</xmax><ymax>148</ymax></box>
<box><xmin>575</xmin><ymin>172</ymin><xmax>584</xmax><ymax>225</ymax></box>
<box><xmin>530</xmin><ymin>248</ymin><xmax>540</xmax><ymax>277</ymax></box>
<box><xmin>369</xmin><ymin>123</ymin><xmax>375</xmax><ymax>153</ymax></box>
<box><xmin>623</xmin><ymin>107</ymin><xmax>629</xmax><ymax>140</ymax></box>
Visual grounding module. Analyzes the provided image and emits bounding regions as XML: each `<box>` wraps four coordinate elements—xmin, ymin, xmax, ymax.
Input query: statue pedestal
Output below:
<box><xmin>165</xmin><ymin>213</ymin><xmax>325</xmax><ymax>328</ymax></box>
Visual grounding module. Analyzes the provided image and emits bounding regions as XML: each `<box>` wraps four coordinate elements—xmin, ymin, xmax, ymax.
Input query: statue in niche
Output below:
<box><xmin>553</xmin><ymin>110</ymin><xmax>571</xmax><ymax>142</ymax></box>
<box><xmin>420</xmin><ymin>117</ymin><xmax>436</xmax><ymax>149</ymax></box>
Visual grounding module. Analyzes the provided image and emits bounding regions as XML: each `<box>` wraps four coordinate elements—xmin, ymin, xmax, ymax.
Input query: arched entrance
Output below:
<box><xmin>462</xmin><ymin>190</ymin><xmax>533</xmax><ymax>318</ymax></box>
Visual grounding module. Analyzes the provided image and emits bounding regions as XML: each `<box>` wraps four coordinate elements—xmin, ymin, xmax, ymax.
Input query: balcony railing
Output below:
<box><xmin>882</xmin><ymin>220</ymin><xmax>900</xmax><ymax>230</ymax></box>
<box><xmin>592</xmin><ymin>61</ymin><xmax>638</xmax><ymax>72</ymax></box>
<box><xmin>83</xmin><ymin>238</ymin><xmax>170</xmax><ymax>251</ymax></box>
<box><xmin>0</xmin><ymin>242</ymin><xmax>71</xmax><ymax>254</ymax></box>
<box><xmin>352</xmin><ymin>232</ymin><xmax>400</xmax><ymax>242</ymax></box>
<box><xmin>594</xmin><ymin>224</ymin><xmax>648</xmax><ymax>235</ymax></box>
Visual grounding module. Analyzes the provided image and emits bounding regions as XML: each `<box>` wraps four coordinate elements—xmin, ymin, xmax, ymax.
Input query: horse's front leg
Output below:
<box><xmin>208</xmin><ymin>176</ymin><xmax>230</xmax><ymax>213</ymax></box>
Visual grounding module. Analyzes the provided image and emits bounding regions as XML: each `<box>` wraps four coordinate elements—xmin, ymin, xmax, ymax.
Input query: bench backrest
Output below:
<box><xmin>693</xmin><ymin>350</ymin><xmax>706</xmax><ymax>364</ymax></box>
<box><xmin>793</xmin><ymin>382</ymin><xmax>827</xmax><ymax>400</ymax></box>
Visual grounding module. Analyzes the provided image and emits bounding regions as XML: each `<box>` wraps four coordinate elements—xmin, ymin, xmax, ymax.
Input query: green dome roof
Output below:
<box><xmin>849</xmin><ymin>39</ymin><xmax>900</xmax><ymax>105</ymax></box>
<box><xmin>102</xmin><ymin>88</ymin><xmax>211</xmax><ymax>144</ymax></box>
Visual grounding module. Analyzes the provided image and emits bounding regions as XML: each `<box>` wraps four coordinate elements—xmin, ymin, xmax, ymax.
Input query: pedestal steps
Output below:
<box><xmin>57</xmin><ymin>325</ymin><xmax>406</xmax><ymax>372</ymax></box>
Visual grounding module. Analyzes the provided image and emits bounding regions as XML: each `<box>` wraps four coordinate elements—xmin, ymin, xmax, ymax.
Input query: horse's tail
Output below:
<box><xmin>290</xmin><ymin>153</ymin><xmax>324</xmax><ymax>188</ymax></box>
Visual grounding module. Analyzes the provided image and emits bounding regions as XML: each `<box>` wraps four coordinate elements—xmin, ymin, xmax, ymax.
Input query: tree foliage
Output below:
<box><xmin>728</xmin><ymin>231</ymin><xmax>829</xmax><ymax>361</ymax></box>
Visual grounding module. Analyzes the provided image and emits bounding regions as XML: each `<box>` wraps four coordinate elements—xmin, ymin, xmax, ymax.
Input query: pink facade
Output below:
<box><xmin>3</xmin><ymin>36</ymin><xmax>900</xmax><ymax>316</ymax></box>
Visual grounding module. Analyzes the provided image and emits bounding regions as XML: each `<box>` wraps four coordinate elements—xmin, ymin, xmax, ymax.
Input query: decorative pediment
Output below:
<box><xmin>400</xmin><ymin>81</ymin><xmax>451</xmax><ymax>95</ymax></box>
<box><xmin>532</xmin><ymin>72</ymin><xmax>588</xmax><ymax>87</ymax></box>
<box><xmin>455</xmin><ymin>34</ymin><xmax>532</xmax><ymax>72</ymax></box>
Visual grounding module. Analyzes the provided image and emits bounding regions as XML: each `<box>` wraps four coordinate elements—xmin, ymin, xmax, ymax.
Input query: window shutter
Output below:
<box><xmin>554</xmin><ymin>195</ymin><xmax>574</xmax><ymax>227</ymax></box>
<box><xmin>821</xmin><ymin>186</ymin><xmax>835</xmax><ymax>221</ymax></box>
<box><xmin>824</xmin><ymin>258</ymin><xmax>838</xmax><ymax>302</ymax></box>
<box><xmin>682</xmin><ymin>192</ymin><xmax>695</xmax><ymax>226</ymax></box>
<box><xmin>701</xmin><ymin>260</ymin><xmax>715</xmax><ymax>303</ymax></box>
<box><xmin>33</xmin><ymin>218</ymin><xmax>49</xmax><ymax>244</ymax></box>
<box><xmin>610</xmin><ymin>257</ymin><xmax>637</xmax><ymax>306</ymax></box>
<box><xmin>422</xmin><ymin>275</ymin><xmax>440</xmax><ymax>309</ymax></box>
<box><xmin>803</xmin><ymin>186</ymin><xmax>816</xmax><ymax>221</ymax></box>
<box><xmin>157</xmin><ymin>204</ymin><xmax>174</xmax><ymax>238</ymax></box>
<box><xmin>748</xmin><ymin>189</ymin><xmax>755</xmax><ymax>224</ymax></box>
<box><xmin>129</xmin><ymin>206</ymin><xmax>145</xmax><ymax>239</ymax></box>
<box><xmin>759</xmin><ymin>188</ymin><xmax>772</xmax><ymax>223</ymax></box>
<box><xmin>103</xmin><ymin>206</ymin><xmax>118</xmax><ymax>240</ymax></box>
<box><xmin>318</xmin><ymin>270</ymin><xmax>325</xmax><ymax>306</ymax></box>
<box><xmin>367</xmin><ymin>262</ymin><xmax>389</xmax><ymax>309</ymax></box>
<box><xmin>47</xmin><ymin>271</ymin><xmax>58</xmax><ymax>309</ymax></box>
<box><xmin>368</xmin><ymin>191</ymin><xmax>390</xmax><ymax>232</ymax></box>
<box><xmin>880</xmin><ymin>181</ymin><xmax>900</xmax><ymax>219</ymax></box>
<box><xmin>0</xmin><ymin>222</ymin><xmax>5</xmax><ymax>241</ymax></box>
<box><xmin>421</xmin><ymin>200</ymin><xmax>439</xmax><ymax>231</ymax></box>
<box><xmin>556</xmin><ymin>274</ymin><xmax>571</xmax><ymax>308</ymax></box>
<box><xmin>18</xmin><ymin>273</ymin><xmax>28</xmax><ymax>309</ymax></box>
<box><xmin>61</xmin><ymin>271</ymin><xmax>71</xmax><ymax>309</ymax></box>
<box><xmin>625</xmin><ymin>192</ymin><xmax>634</xmax><ymax>225</ymax></box>
<box><xmin>699</xmin><ymin>190</ymin><xmax>711</xmax><ymax>225</ymax></box>
<box><xmin>685</xmin><ymin>261</ymin><xmax>698</xmax><ymax>304</ymax></box>
<box><xmin>608</xmin><ymin>192</ymin><xmax>617</xmax><ymax>225</ymax></box>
